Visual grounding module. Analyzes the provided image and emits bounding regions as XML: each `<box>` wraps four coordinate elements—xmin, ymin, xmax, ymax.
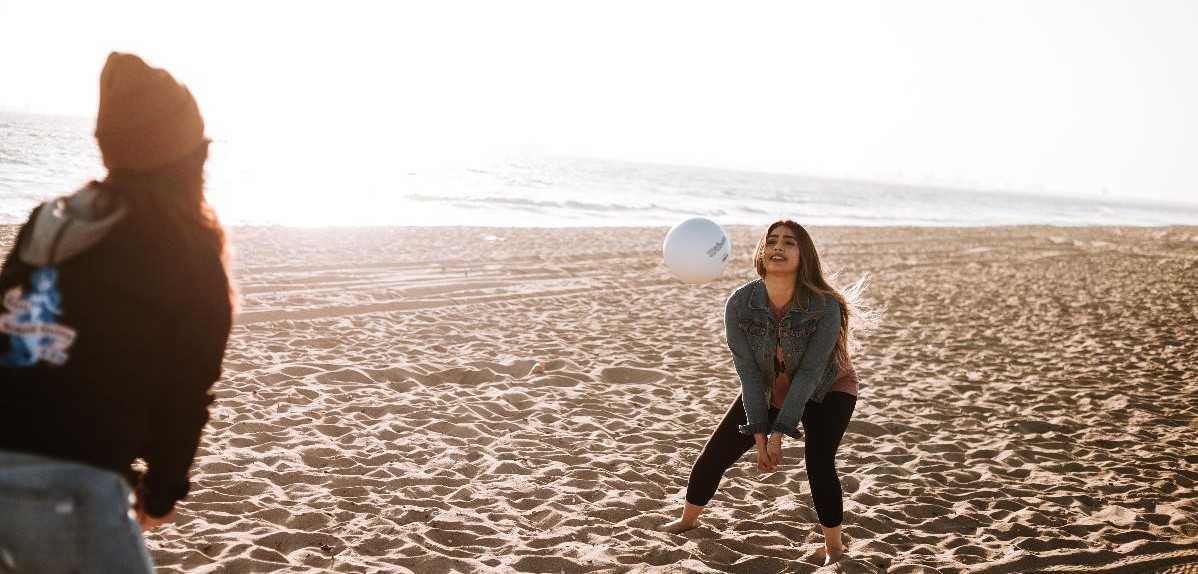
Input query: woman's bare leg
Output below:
<box><xmin>822</xmin><ymin>524</ymin><xmax>845</xmax><ymax>564</ymax></box>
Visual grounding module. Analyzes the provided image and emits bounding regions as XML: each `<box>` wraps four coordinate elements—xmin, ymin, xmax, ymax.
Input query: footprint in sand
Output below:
<box><xmin>596</xmin><ymin>366</ymin><xmax>670</xmax><ymax>385</ymax></box>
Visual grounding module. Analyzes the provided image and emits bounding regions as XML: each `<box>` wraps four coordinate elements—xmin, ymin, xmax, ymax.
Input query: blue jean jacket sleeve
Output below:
<box><xmin>772</xmin><ymin>297</ymin><xmax>841</xmax><ymax>438</ymax></box>
<box><xmin>725</xmin><ymin>292</ymin><xmax>771</xmax><ymax>436</ymax></box>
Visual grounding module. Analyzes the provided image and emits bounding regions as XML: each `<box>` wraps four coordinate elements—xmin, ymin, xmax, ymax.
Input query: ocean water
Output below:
<box><xmin>3</xmin><ymin>110</ymin><xmax>1197</xmax><ymax>228</ymax></box>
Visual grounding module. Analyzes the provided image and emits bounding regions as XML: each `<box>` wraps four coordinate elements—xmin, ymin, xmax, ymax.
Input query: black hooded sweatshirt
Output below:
<box><xmin>0</xmin><ymin>184</ymin><xmax>231</xmax><ymax>517</ymax></box>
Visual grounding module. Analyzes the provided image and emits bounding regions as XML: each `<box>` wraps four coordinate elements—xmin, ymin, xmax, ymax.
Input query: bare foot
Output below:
<box><xmin>824</xmin><ymin>545</ymin><xmax>845</xmax><ymax>566</ymax></box>
<box><xmin>811</xmin><ymin>546</ymin><xmax>845</xmax><ymax>566</ymax></box>
<box><xmin>655</xmin><ymin>519</ymin><xmax>699</xmax><ymax>534</ymax></box>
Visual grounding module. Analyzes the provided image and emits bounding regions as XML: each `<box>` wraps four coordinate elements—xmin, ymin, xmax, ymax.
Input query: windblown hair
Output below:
<box><xmin>98</xmin><ymin>141</ymin><xmax>235</xmax><ymax>308</ymax></box>
<box><xmin>752</xmin><ymin>219</ymin><xmax>877</xmax><ymax>368</ymax></box>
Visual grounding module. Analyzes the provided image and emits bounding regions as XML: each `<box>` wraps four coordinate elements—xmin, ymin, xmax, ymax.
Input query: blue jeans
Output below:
<box><xmin>0</xmin><ymin>451</ymin><xmax>155</xmax><ymax>574</ymax></box>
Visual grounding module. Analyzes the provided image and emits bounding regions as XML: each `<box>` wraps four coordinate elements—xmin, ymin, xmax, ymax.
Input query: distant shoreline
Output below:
<box><xmin>4</xmin><ymin>110</ymin><xmax>1197</xmax><ymax>215</ymax></box>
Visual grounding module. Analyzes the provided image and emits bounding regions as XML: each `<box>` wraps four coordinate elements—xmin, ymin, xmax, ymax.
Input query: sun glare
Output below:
<box><xmin>3</xmin><ymin>1</ymin><xmax>1198</xmax><ymax>223</ymax></box>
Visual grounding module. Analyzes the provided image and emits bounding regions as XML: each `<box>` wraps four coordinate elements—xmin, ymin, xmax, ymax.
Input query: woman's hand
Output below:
<box><xmin>755</xmin><ymin>434</ymin><xmax>778</xmax><ymax>471</ymax></box>
<box><xmin>766</xmin><ymin>434</ymin><xmax>784</xmax><ymax>468</ymax></box>
<box><xmin>136</xmin><ymin>507</ymin><xmax>176</xmax><ymax>530</ymax></box>
<box><xmin>133</xmin><ymin>494</ymin><xmax>177</xmax><ymax>531</ymax></box>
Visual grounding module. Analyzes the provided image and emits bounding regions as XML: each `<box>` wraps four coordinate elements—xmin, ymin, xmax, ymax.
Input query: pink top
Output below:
<box><xmin>769</xmin><ymin>308</ymin><xmax>859</xmax><ymax>408</ymax></box>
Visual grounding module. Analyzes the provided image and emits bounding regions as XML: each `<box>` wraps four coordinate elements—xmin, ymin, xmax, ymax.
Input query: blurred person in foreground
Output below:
<box><xmin>0</xmin><ymin>52</ymin><xmax>232</xmax><ymax>573</ymax></box>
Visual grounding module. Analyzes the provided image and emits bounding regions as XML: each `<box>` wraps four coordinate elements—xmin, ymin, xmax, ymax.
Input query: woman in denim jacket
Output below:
<box><xmin>659</xmin><ymin>219</ymin><xmax>862</xmax><ymax>566</ymax></box>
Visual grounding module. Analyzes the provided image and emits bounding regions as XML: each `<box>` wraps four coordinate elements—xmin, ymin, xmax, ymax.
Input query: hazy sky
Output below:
<box><xmin>2</xmin><ymin>0</ymin><xmax>1196</xmax><ymax>205</ymax></box>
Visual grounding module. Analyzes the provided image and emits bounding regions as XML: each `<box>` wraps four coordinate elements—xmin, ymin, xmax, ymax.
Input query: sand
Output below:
<box><xmin>2</xmin><ymin>224</ymin><xmax>1197</xmax><ymax>573</ymax></box>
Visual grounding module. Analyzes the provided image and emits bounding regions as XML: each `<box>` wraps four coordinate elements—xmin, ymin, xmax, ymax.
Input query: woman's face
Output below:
<box><xmin>762</xmin><ymin>226</ymin><xmax>801</xmax><ymax>275</ymax></box>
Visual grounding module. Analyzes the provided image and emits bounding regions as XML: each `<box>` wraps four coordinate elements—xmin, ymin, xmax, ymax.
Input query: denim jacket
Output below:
<box><xmin>724</xmin><ymin>279</ymin><xmax>842</xmax><ymax>439</ymax></box>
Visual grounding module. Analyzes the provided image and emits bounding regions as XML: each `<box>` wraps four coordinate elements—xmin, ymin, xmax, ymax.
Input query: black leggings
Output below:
<box><xmin>685</xmin><ymin>392</ymin><xmax>857</xmax><ymax>528</ymax></box>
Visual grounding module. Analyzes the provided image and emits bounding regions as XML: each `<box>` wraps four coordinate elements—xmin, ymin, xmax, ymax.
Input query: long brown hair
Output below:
<box><xmin>753</xmin><ymin>219</ymin><xmax>867</xmax><ymax>369</ymax></box>
<box><xmin>99</xmin><ymin>141</ymin><xmax>235</xmax><ymax>308</ymax></box>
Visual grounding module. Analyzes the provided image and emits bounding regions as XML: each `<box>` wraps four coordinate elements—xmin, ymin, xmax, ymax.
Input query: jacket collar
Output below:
<box><xmin>747</xmin><ymin>279</ymin><xmax>825</xmax><ymax>314</ymax></box>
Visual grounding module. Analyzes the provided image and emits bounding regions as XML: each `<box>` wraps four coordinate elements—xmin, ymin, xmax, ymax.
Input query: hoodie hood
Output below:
<box><xmin>18</xmin><ymin>184</ymin><xmax>126</xmax><ymax>267</ymax></box>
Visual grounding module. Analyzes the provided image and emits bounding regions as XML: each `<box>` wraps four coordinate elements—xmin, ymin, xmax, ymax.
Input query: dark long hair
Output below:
<box><xmin>98</xmin><ymin>141</ymin><xmax>234</xmax><ymax>308</ymax></box>
<box><xmin>753</xmin><ymin>219</ymin><xmax>863</xmax><ymax>369</ymax></box>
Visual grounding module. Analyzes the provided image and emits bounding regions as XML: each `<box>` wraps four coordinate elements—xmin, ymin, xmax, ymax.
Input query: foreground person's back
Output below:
<box><xmin>0</xmin><ymin>52</ymin><xmax>232</xmax><ymax>573</ymax></box>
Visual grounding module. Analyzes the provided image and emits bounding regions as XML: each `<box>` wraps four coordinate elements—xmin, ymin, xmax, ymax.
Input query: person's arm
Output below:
<box><xmin>725</xmin><ymin>292</ymin><xmax>770</xmax><ymax>437</ymax></box>
<box><xmin>771</xmin><ymin>297</ymin><xmax>842</xmax><ymax>439</ymax></box>
<box><xmin>138</xmin><ymin>268</ymin><xmax>232</xmax><ymax>519</ymax></box>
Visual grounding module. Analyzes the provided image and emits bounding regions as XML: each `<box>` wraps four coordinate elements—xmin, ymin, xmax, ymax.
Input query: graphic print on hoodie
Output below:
<box><xmin>0</xmin><ymin>267</ymin><xmax>76</xmax><ymax>366</ymax></box>
<box><xmin>0</xmin><ymin>184</ymin><xmax>124</xmax><ymax>367</ymax></box>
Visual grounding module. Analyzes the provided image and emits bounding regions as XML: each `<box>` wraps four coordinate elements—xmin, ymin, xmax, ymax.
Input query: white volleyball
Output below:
<box><xmin>662</xmin><ymin>217</ymin><xmax>732</xmax><ymax>284</ymax></box>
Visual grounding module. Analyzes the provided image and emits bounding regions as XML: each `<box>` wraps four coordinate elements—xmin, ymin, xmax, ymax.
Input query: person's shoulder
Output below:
<box><xmin>797</xmin><ymin>289</ymin><xmax>840</xmax><ymax>316</ymax></box>
<box><xmin>116</xmin><ymin>206</ymin><xmax>227</xmax><ymax>291</ymax></box>
<box><xmin>814</xmin><ymin>292</ymin><xmax>841</xmax><ymax>318</ymax></box>
<box><xmin>725</xmin><ymin>279</ymin><xmax>761</xmax><ymax>308</ymax></box>
<box><xmin>729</xmin><ymin>279</ymin><xmax>761</xmax><ymax>299</ymax></box>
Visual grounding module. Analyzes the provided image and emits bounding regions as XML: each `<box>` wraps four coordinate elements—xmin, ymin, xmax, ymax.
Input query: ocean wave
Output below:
<box><xmin>4</xmin><ymin>111</ymin><xmax>1198</xmax><ymax>227</ymax></box>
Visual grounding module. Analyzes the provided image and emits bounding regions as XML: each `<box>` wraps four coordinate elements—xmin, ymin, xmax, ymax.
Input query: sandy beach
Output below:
<box><xmin>2</xmin><ymin>223</ymin><xmax>1197</xmax><ymax>574</ymax></box>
